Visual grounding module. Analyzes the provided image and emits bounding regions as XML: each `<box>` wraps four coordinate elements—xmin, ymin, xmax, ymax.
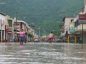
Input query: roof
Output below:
<box><xmin>0</xmin><ymin>12</ymin><xmax>6</xmax><ymax>16</ymax></box>
<box><xmin>15</xmin><ymin>20</ymin><xmax>31</xmax><ymax>29</ymax></box>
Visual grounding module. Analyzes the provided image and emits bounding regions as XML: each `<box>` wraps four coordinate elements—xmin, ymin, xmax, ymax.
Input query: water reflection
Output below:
<box><xmin>0</xmin><ymin>43</ymin><xmax>85</xmax><ymax>64</ymax></box>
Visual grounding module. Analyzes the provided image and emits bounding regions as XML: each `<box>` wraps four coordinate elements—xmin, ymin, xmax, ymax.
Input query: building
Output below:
<box><xmin>73</xmin><ymin>0</ymin><xmax>86</xmax><ymax>43</ymax></box>
<box><xmin>0</xmin><ymin>12</ymin><xmax>37</xmax><ymax>42</ymax></box>
<box><xmin>60</xmin><ymin>0</ymin><xmax>86</xmax><ymax>43</ymax></box>
<box><xmin>61</xmin><ymin>15</ymin><xmax>86</xmax><ymax>43</ymax></box>
<box><xmin>0</xmin><ymin>13</ymin><xmax>8</xmax><ymax>42</ymax></box>
<box><xmin>13</xmin><ymin>19</ymin><xmax>37</xmax><ymax>42</ymax></box>
<box><xmin>75</xmin><ymin>12</ymin><xmax>86</xmax><ymax>43</ymax></box>
<box><xmin>60</xmin><ymin>17</ymin><xmax>78</xmax><ymax>43</ymax></box>
<box><xmin>0</xmin><ymin>14</ymin><xmax>37</xmax><ymax>42</ymax></box>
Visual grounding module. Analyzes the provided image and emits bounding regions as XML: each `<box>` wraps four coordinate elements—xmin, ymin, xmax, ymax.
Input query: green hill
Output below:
<box><xmin>0</xmin><ymin>0</ymin><xmax>84</xmax><ymax>35</ymax></box>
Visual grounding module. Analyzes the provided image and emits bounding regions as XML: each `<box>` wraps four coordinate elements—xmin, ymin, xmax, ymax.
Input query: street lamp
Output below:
<box><xmin>38</xmin><ymin>27</ymin><xmax>40</xmax><ymax>38</ymax></box>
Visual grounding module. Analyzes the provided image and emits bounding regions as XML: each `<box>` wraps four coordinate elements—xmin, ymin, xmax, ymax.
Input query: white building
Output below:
<box><xmin>13</xmin><ymin>19</ymin><xmax>37</xmax><ymax>41</ymax></box>
<box><xmin>13</xmin><ymin>19</ymin><xmax>36</xmax><ymax>36</ymax></box>
<box><xmin>60</xmin><ymin>16</ymin><xmax>78</xmax><ymax>42</ymax></box>
<box><xmin>60</xmin><ymin>17</ymin><xmax>74</xmax><ymax>37</ymax></box>
<box><xmin>0</xmin><ymin>13</ymin><xmax>8</xmax><ymax>42</ymax></box>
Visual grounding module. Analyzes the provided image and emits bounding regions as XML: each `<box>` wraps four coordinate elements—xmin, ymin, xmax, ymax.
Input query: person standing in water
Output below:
<box><xmin>17</xmin><ymin>29</ymin><xmax>26</xmax><ymax>45</ymax></box>
<box><xmin>47</xmin><ymin>32</ymin><xmax>54</xmax><ymax>42</ymax></box>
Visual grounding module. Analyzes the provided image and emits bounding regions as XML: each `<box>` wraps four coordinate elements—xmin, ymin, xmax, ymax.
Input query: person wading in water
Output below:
<box><xmin>47</xmin><ymin>32</ymin><xmax>55</xmax><ymax>42</ymax></box>
<box><xmin>17</xmin><ymin>29</ymin><xmax>26</xmax><ymax>45</ymax></box>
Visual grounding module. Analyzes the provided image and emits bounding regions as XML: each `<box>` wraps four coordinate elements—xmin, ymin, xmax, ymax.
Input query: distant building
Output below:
<box><xmin>60</xmin><ymin>17</ymin><xmax>74</xmax><ymax>36</ymax></box>
<box><xmin>60</xmin><ymin>0</ymin><xmax>86</xmax><ymax>43</ymax></box>
<box><xmin>0</xmin><ymin>14</ymin><xmax>37</xmax><ymax>42</ymax></box>
<box><xmin>13</xmin><ymin>19</ymin><xmax>37</xmax><ymax>42</ymax></box>
<box><xmin>60</xmin><ymin>13</ymin><xmax>86</xmax><ymax>43</ymax></box>
<box><xmin>60</xmin><ymin>17</ymin><xmax>78</xmax><ymax>42</ymax></box>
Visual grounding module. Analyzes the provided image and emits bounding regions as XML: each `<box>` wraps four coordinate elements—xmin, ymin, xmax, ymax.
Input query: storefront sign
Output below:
<box><xmin>78</xmin><ymin>20</ymin><xmax>86</xmax><ymax>24</ymax></box>
<box><xmin>79</xmin><ymin>14</ymin><xmax>86</xmax><ymax>24</ymax></box>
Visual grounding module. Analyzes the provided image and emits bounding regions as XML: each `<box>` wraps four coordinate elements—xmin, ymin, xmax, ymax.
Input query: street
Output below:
<box><xmin>0</xmin><ymin>42</ymin><xmax>85</xmax><ymax>64</ymax></box>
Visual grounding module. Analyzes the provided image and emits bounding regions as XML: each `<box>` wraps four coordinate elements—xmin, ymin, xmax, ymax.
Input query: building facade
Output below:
<box><xmin>60</xmin><ymin>0</ymin><xmax>86</xmax><ymax>43</ymax></box>
<box><xmin>0</xmin><ymin>14</ymin><xmax>37</xmax><ymax>42</ymax></box>
<box><xmin>0</xmin><ymin>13</ymin><xmax>9</xmax><ymax>42</ymax></box>
<box><xmin>13</xmin><ymin>19</ymin><xmax>37</xmax><ymax>42</ymax></box>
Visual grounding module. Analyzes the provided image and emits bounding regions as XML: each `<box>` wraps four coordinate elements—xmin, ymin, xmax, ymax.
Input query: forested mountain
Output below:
<box><xmin>0</xmin><ymin>0</ymin><xmax>84</xmax><ymax>35</ymax></box>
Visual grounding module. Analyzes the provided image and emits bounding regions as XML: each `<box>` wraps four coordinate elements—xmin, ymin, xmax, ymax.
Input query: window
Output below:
<box><xmin>75</xmin><ymin>20</ymin><xmax>79</xmax><ymax>27</ymax></box>
<box><xmin>8</xmin><ymin>19</ymin><xmax>12</xmax><ymax>27</ymax></box>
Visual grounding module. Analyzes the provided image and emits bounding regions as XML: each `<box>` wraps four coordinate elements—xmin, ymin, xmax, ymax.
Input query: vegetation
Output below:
<box><xmin>0</xmin><ymin>0</ymin><xmax>84</xmax><ymax>35</ymax></box>
<box><xmin>8</xmin><ymin>19</ymin><xmax>12</xmax><ymax>27</ymax></box>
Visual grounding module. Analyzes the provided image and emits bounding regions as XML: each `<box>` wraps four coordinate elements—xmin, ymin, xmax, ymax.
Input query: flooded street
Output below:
<box><xmin>0</xmin><ymin>42</ymin><xmax>85</xmax><ymax>64</ymax></box>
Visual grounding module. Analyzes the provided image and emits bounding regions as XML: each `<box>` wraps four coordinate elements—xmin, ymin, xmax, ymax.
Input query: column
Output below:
<box><xmin>4</xmin><ymin>30</ymin><xmax>5</xmax><ymax>41</ymax></box>
<box><xmin>74</xmin><ymin>35</ymin><xmax>77</xmax><ymax>43</ymax></box>
<box><xmin>67</xmin><ymin>35</ymin><xmax>70</xmax><ymax>43</ymax></box>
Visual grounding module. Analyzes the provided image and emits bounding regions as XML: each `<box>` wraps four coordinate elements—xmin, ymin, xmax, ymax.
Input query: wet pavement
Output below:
<box><xmin>0</xmin><ymin>42</ymin><xmax>86</xmax><ymax>64</ymax></box>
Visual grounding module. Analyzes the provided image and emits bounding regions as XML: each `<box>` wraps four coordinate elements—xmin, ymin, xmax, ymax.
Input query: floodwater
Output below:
<box><xmin>0</xmin><ymin>42</ymin><xmax>85</xmax><ymax>64</ymax></box>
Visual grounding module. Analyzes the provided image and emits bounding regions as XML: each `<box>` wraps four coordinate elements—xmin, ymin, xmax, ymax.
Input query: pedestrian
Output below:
<box><xmin>17</xmin><ymin>29</ymin><xmax>26</xmax><ymax>45</ymax></box>
<box><xmin>24</xmin><ymin>32</ymin><xmax>27</xmax><ymax>43</ymax></box>
<box><xmin>47</xmin><ymin>32</ymin><xmax>54</xmax><ymax>42</ymax></box>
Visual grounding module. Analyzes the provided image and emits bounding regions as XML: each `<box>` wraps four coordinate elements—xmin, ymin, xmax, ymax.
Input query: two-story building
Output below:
<box><xmin>60</xmin><ymin>15</ymin><xmax>80</xmax><ymax>42</ymax></box>
<box><xmin>13</xmin><ymin>19</ymin><xmax>36</xmax><ymax>42</ymax></box>
<box><xmin>0</xmin><ymin>12</ymin><xmax>37</xmax><ymax>42</ymax></box>
<box><xmin>60</xmin><ymin>0</ymin><xmax>86</xmax><ymax>43</ymax></box>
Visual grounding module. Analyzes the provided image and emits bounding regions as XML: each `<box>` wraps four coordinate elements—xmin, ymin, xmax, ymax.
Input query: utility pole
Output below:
<box><xmin>12</xmin><ymin>18</ymin><xmax>16</xmax><ymax>41</ymax></box>
<box><xmin>38</xmin><ymin>27</ymin><xmax>40</xmax><ymax>37</ymax></box>
<box><xmin>82</xmin><ymin>24</ymin><xmax>83</xmax><ymax>44</ymax></box>
<box><xmin>1</xmin><ymin>24</ymin><xmax>2</xmax><ymax>42</ymax></box>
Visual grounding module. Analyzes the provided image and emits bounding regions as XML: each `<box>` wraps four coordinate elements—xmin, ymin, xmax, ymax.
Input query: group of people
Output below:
<box><xmin>15</xmin><ymin>29</ymin><xmax>56</xmax><ymax>45</ymax></box>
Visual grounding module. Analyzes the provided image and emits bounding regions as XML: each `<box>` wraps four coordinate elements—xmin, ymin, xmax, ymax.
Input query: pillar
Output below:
<box><xmin>4</xmin><ymin>30</ymin><xmax>5</xmax><ymax>41</ymax></box>
<box><xmin>74</xmin><ymin>35</ymin><xmax>77</xmax><ymax>43</ymax></box>
<box><xmin>67</xmin><ymin>35</ymin><xmax>70</xmax><ymax>43</ymax></box>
